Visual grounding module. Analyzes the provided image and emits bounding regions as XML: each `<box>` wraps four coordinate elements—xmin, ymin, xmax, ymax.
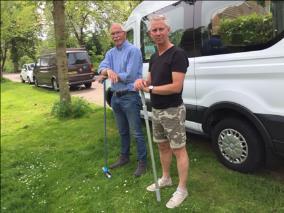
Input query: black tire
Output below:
<box><xmin>69</xmin><ymin>85</ymin><xmax>78</xmax><ymax>91</ymax></box>
<box><xmin>212</xmin><ymin>117</ymin><xmax>264</xmax><ymax>173</ymax></box>
<box><xmin>52</xmin><ymin>79</ymin><xmax>59</xmax><ymax>91</ymax></box>
<box><xmin>27</xmin><ymin>77</ymin><xmax>31</xmax><ymax>84</ymax></box>
<box><xmin>20</xmin><ymin>76</ymin><xmax>25</xmax><ymax>83</ymax></box>
<box><xmin>84</xmin><ymin>82</ymin><xmax>92</xmax><ymax>89</ymax></box>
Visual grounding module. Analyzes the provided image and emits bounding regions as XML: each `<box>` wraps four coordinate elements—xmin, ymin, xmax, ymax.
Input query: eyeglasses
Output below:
<box><xmin>111</xmin><ymin>31</ymin><xmax>124</xmax><ymax>36</ymax></box>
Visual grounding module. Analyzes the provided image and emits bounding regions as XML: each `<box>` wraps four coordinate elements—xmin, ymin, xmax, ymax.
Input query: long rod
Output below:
<box><xmin>140</xmin><ymin>91</ymin><xmax>161</xmax><ymax>202</ymax></box>
<box><xmin>103</xmin><ymin>80</ymin><xmax>108</xmax><ymax>167</ymax></box>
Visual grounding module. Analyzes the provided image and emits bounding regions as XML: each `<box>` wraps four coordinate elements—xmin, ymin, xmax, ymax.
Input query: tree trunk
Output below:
<box><xmin>1</xmin><ymin>43</ymin><xmax>8</xmax><ymax>77</ymax></box>
<box><xmin>11</xmin><ymin>39</ymin><xmax>20</xmax><ymax>73</ymax></box>
<box><xmin>52</xmin><ymin>0</ymin><xmax>71</xmax><ymax>104</ymax></box>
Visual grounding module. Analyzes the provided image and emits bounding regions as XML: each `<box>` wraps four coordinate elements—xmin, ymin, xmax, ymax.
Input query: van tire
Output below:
<box><xmin>52</xmin><ymin>79</ymin><xmax>59</xmax><ymax>91</ymax></box>
<box><xmin>84</xmin><ymin>82</ymin><xmax>92</xmax><ymax>89</ymax></box>
<box><xmin>27</xmin><ymin>77</ymin><xmax>31</xmax><ymax>84</ymax></box>
<box><xmin>212</xmin><ymin>117</ymin><xmax>264</xmax><ymax>173</ymax></box>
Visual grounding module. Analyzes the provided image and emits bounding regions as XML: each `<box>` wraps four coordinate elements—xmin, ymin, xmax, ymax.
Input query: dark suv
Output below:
<box><xmin>34</xmin><ymin>48</ymin><xmax>95</xmax><ymax>90</ymax></box>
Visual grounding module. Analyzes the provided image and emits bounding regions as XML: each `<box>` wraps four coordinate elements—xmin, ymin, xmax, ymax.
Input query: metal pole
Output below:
<box><xmin>102</xmin><ymin>79</ymin><xmax>111</xmax><ymax>178</ymax></box>
<box><xmin>140</xmin><ymin>91</ymin><xmax>161</xmax><ymax>202</ymax></box>
<box><xmin>103</xmin><ymin>81</ymin><xmax>108</xmax><ymax>167</ymax></box>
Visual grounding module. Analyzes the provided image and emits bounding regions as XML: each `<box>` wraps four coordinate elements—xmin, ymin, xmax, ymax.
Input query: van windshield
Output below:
<box><xmin>67</xmin><ymin>52</ymin><xmax>90</xmax><ymax>65</ymax></box>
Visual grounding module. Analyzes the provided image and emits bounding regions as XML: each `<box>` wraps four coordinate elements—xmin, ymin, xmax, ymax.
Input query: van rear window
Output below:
<box><xmin>67</xmin><ymin>52</ymin><xmax>90</xmax><ymax>65</ymax></box>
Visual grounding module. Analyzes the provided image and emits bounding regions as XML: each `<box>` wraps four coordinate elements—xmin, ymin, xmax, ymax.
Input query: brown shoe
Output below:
<box><xmin>134</xmin><ymin>161</ymin><xmax>147</xmax><ymax>177</ymax></box>
<box><xmin>109</xmin><ymin>155</ymin><xmax>129</xmax><ymax>169</ymax></box>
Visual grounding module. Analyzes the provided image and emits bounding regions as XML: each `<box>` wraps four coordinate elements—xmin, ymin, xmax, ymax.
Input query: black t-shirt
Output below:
<box><xmin>149</xmin><ymin>46</ymin><xmax>189</xmax><ymax>109</ymax></box>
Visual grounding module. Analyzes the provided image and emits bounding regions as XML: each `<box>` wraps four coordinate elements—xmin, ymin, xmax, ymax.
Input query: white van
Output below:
<box><xmin>20</xmin><ymin>63</ymin><xmax>35</xmax><ymax>84</ymax></box>
<box><xmin>106</xmin><ymin>0</ymin><xmax>284</xmax><ymax>172</ymax></box>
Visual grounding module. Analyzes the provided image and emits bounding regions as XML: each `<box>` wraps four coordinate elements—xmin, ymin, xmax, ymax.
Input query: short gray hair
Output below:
<box><xmin>110</xmin><ymin>23</ymin><xmax>126</xmax><ymax>32</ymax></box>
<box><xmin>148</xmin><ymin>14</ymin><xmax>170</xmax><ymax>31</ymax></box>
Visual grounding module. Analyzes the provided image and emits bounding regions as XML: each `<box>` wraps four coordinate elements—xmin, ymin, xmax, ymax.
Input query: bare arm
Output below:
<box><xmin>98</xmin><ymin>51</ymin><xmax>120</xmax><ymax>83</ymax></box>
<box><xmin>152</xmin><ymin>72</ymin><xmax>185</xmax><ymax>95</ymax></box>
<box><xmin>134</xmin><ymin>73</ymin><xmax>152</xmax><ymax>91</ymax></box>
<box><xmin>143</xmin><ymin>72</ymin><xmax>185</xmax><ymax>94</ymax></box>
<box><xmin>100</xmin><ymin>68</ymin><xmax>120</xmax><ymax>83</ymax></box>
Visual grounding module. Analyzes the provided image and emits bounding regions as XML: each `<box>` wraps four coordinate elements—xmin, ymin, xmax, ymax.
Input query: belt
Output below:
<box><xmin>113</xmin><ymin>90</ymin><xmax>137</xmax><ymax>97</ymax></box>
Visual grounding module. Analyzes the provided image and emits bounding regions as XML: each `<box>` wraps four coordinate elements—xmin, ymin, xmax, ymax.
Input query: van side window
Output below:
<box><xmin>127</xmin><ymin>29</ymin><xmax>134</xmax><ymax>44</ymax></box>
<box><xmin>67</xmin><ymin>53</ymin><xmax>76</xmax><ymax>65</ymax></box>
<box><xmin>140</xmin><ymin>21</ymin><xmax>156</xmax><ymax>62</ymax></box>
<box><xmin>140</xmin><ymin>1</ymin><xmax>194</xmax><ymax>61</ymax></box>
<box><xmin>199</xmin><ymin>1</ymin><xmax>284</xmax><ymax>56</ymax></box>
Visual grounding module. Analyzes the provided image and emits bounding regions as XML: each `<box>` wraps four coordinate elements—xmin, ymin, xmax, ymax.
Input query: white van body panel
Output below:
<box><xmin>195</xmin><ymin>39</ymin><xmax>284</xmax><ymax>116</ymax></box>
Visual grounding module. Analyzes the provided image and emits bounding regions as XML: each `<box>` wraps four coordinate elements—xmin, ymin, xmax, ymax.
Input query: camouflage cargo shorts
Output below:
<box><xmin>152</xmin><ymin>104</ymin><xmax>186</xmax><ymax>149</ymax></box>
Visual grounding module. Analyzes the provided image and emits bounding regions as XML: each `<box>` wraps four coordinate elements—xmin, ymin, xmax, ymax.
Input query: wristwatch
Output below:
<box><xmin>148</xmin><ymin>85</ymin><xmax>154</xmax><ymax>94</ymax></box>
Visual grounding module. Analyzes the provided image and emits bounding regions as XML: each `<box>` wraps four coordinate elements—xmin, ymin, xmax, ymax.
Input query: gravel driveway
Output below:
<box><xmin>3</xmin><ymin>73</ymin><xmax>104</xmax><ymax>106</ymax></box>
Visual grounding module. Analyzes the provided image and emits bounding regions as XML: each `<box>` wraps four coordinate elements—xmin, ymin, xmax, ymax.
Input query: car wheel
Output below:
<box><xmin>27</xmin><ymin>77</ymin><xmax>31</xmax><ymax>84</ymax></box>
<box><xmin>20</xmin><ymin>76</ymin><xmax>25</xmax><ymax>83</ymax></box>
<box><xmin>84</xmin><ymin>82</ymin><xmax>92</xmax><ymax>89</ymax></box>
<box><xmin>212</xmin><ymin>117</ymin><xmax>264</xmax><ymax>173</ymax></box>
<box><xmin>52</xmin><ymin>79</ymin><xmax>59</xmax><ymax>91</ymax></box>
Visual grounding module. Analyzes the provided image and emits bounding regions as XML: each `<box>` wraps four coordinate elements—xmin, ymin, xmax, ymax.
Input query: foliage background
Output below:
<box><xmin>1</xmin><ymin>1</ymin><xmax>140</xmax><ymax>72</ymax></box>
<box><xmin>219</xmin><ymin>13</ymin><xmax>273</xmax><ymax>45</ymax></box>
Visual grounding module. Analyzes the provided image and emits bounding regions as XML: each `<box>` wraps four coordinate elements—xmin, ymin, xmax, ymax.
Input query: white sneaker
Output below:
<box><xmin>166</xmin><ymin>189</ymin><xmax>188</xmax><ymax>209</ymax></box>
<box><xmin>146</xmin><ymin>177</ymin><xmax>172</xmax><ymax>192</ymax></box>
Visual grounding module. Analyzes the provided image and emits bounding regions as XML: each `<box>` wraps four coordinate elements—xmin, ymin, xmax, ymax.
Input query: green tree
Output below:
<box><xmin>219</xmin><ymin>13</ymin><xmax>273</xmax><ymax>45</ymax></box>
<box><xmin>0</xmin><ymin>1</ymin><xmax>40</xmax><ymax>73</ymax></box>
<box><xmin>42</xmin><ymin>1</ymin><xmax>140</xmax><ymax>54</ymax></box>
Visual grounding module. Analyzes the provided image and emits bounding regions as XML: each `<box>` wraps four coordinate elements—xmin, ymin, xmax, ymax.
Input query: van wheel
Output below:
<box><xmin>69</xmin><ymin>85</ymin><xmax>78</xmax><ymax>90</ymax></box>
<box><xmin>52</xmin><ymin>79</ymin><xmax>59</xmax><ymax>91</ymax></box>
<box><xmin>27</xmin><ymin>77</ymin><xmax>31</xmax><ymax>84</ymax></box>
<box><xmin>84</xmin><ymin>82</ymin><xmax>92</xmax><ymax>89</ymax></box>
<box><xmin>212</xmin><ymin>118</ymin><xmax>264</xmax><ymax>173</ymax></box>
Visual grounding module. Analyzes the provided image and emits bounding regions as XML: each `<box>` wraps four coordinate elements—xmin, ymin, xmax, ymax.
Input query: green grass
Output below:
<box><xmin>1</xmin><ymin>80</ymin><xmax>284</xmax><ymax>212</ymax></box>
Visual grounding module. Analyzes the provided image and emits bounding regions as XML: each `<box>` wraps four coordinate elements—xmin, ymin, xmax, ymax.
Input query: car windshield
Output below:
<box><xmin>67</xmin><ymin>52</ymin><xmax>90</xmax><ymax>65</ymax></box>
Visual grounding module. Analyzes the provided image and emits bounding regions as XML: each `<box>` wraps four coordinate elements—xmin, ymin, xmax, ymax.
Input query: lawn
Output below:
<box><xmin>1</xmin><ymin>80</ymin><xmax>284</xmax><ymax>213</ymax></box>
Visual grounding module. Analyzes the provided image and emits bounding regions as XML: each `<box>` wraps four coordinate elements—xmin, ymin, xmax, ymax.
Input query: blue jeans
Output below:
<box><xmin>111</xmin><ymin>92</ymin><xmax>147</xmax><ymax>162</ymax></box>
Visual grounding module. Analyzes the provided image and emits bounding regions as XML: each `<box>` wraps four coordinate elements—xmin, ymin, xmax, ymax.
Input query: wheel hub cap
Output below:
<box><xmin>218</xmin><ymin>129</ymin><xmax>248</xmax><ymax>164</ymax></box>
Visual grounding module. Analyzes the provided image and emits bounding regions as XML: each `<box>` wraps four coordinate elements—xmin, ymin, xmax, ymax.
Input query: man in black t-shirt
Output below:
<box><xmin>134</xmin><ymin>15</ymin><xmax>189</xmax><ymax>209</ymax></box>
